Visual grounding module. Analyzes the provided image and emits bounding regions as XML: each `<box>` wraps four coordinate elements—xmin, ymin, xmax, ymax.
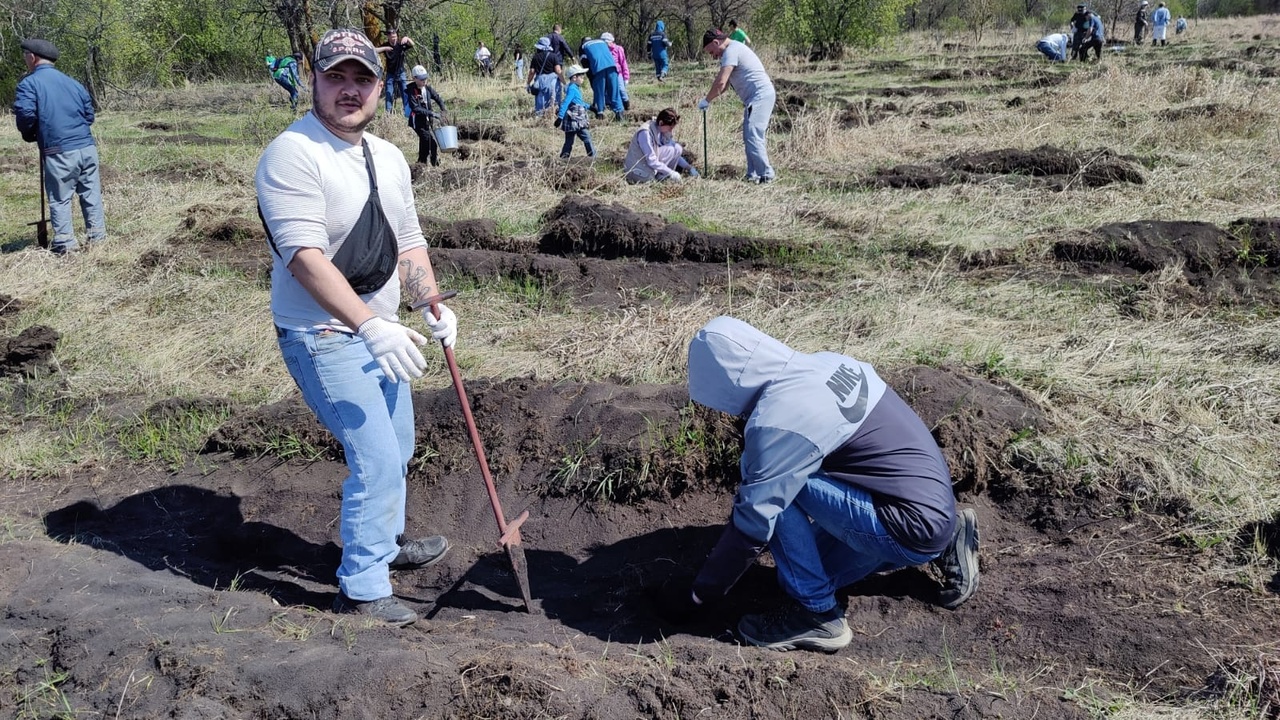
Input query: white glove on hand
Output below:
<box><xmin>356</xmin><ymin>317</ymin><xmax>428</xmax><ymax>383</ymax></box>
<box><xmin>697</xmin><ymin>98</ymin><xmax>710</xmax><ymax>111</ymax></box>
<box><xmin>422</xmin><ymin>302</ymin><xmax>458</xmax><ymax>348</ymax></box>
<box><xmin>665</xmin><ymin>171</ymin><xmax>682</xmax><ymax>182</ymax></box>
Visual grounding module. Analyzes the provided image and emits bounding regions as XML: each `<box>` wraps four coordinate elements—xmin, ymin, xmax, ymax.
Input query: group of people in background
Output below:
<box><xmin>1037</xmin><ymin>2</ymin><xmax>1187</xmax><ymax>62</ymax></box>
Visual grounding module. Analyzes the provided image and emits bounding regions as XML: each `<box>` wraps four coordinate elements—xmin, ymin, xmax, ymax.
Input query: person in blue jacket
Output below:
<box><xmin>556</xmin><ymin>64</ymin><xmax>595</xmax><ymax>158</ymax></box>
<box><xmin>656</xmin><ymin>316</ymin><xmax>980</xmax><ymax>652</ymax></box>
<box><xmin>578</xmin><ymin>36</ymin><xmax>623</xmax><ymax>120</ymax></box>
<box><xmin>1151</xmin><ymin>2</ymin><xmax>1172</xmax><ymax>45</ymax></box>
<box><xmin>13</xmin><ymin>38</ymin><xmax>107</xmax><ymax>255</ymax></box>
<box><xmin>649</xmin><ymin>20</ymin><xmax>672</xmax><ymax>81</ymax></box>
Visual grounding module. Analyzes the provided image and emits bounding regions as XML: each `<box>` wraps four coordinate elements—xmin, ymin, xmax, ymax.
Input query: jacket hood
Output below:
<box><xmin>656</xmin><ymin>21</ymin><xmax>666</xmax><ymax>32</ymax></box>
<box><xmin>688</xmin><ymin>316</ymin><xmax>795</xmax><ymax>417</ymax></box>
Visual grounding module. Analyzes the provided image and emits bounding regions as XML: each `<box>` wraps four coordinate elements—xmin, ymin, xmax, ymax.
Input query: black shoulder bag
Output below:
<box><xmin>260</xmin><ymin>140</ymin><xmax>399</xmax><ymax>295</ymax></box>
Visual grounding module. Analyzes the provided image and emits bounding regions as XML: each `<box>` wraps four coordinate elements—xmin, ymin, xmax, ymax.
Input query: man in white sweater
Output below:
<box><xmin>255</xmin><ymin>27</ymin><xmax>458</xmax><ymax>627</ymax></box>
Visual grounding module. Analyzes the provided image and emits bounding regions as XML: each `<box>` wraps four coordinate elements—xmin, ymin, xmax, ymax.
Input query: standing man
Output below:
<box><xmin>698</xmin><ymin>29</ymin><xmax>777</xmax><ymax>184</ymax></box>
<box><xmin>578</xmin><ymin>36</ymin><xmax>623</xmax><ymax>121</ymax></box>
<box><xmin>649</xmin><ymin>21</ymin><xmax>672</xmax><ymax>82</ymax></box>
<box><xmin>1084</xmin><ymin>10</ymin><xmax>1106</xmax><ymax>61</ymax></box>
<box><xmin>474</xmin><ymin>41</ymin><xmax>494</xmax><ymax>77</ymax></box>
<box><xmin>13</xmin><ymin>38</ymin><xmax>107</xmax><ymax>256</ymax></box>
<box><xmin>549</xmin><ymin>25</ymin><xmax>575</xmax><ymax>105</ymax></box>
<box><xmin>376</xmin><ymin>28</ymin><xmax>414</xmax><ymax>117</ymax></box>
<box><xmin>727</xmin><ymin>19</ymin><xmax>752</xmax><ymax>45</ymax></box>
<box><xmin>1151</xmin><ymin>2</ymin><xmax>1171</xmax><ymax>45</ymax></box>
<box><xmin>255</xmin><ymin>28</ymin><xmax>458</xmax><ymax>627</ymax></box>
<box><xmin>656</xmin><ymin>316</ymin><xmax>980</xmax><ymax>652</ymax></box>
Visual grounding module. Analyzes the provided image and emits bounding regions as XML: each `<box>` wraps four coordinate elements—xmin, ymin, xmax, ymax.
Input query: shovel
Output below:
<box><xmin>27</xmin><ymin>152</ymin><xmax>49</xmax><ymax>250</ymax></box>
<box><xmin>701</xmin><ymin>107</ymin><xmax>709</xmax><ymax>179</ymax></box>
<box><xmin>413</xmin><ymin>290</ymin><xmax>534</xmax><ymax>613</ymax></box>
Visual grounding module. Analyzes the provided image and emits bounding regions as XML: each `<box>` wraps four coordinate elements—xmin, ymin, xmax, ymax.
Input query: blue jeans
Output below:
<box><xmin>533</xmin><ymin>73</ymin><xmax>558</xmax><ymax>116</ymax></box>
<box><xmin>1036</xmin><ymin>40</ymin><xmax>1066</xmax><ymax>62</ymax></box>
<box><xmin>277</xmin><ymin>327</ymin><xmax>415</xmax><ymax>601</ymax></box>
<box><xmin>274</xmin><ymin>76</ymin><xmax>298</xmax><ymax>108</ymax></box>
<box><xmin>588</xmin><ymin>68</ymin><xmax>623</xmax><ymax>114</ymax></box>
<box><xmin>742</xmin><ymin>94</ymin><xmax>776</xmax><ymax>182</ymax></box>
<box><xmin>384</xmin><ymin>72</ymin><xmax>410</xmax><ymax>117</ymax></box>
<box><xmin>770</xmin><ymin>474</ymin><xmax>939</xmax><ymax>613</ymax></box>
<box><xmin>44</xmin><ymin>146</ymin><xmax>106</xmax><ymax>254</ymax></box>
<box><xmin>560</xmin><ymin>128</ymin><xmax>595</xmax><ymax>157</ymax></box>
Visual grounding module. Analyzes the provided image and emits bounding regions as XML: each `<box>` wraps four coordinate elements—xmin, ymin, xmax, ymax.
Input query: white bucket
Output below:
<box><xmin>434</xmin><ymin>125</ymin><xmax>459</xmax><ymax>152</ymax></box>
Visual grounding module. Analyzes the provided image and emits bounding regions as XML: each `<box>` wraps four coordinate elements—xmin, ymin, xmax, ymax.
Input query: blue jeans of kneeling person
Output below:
<box><xmin>45</xmin><ymin>146</ymin><xmax>106</xmax><ymax>254</ymax></box>
<box><xmin>277</xmin><ymin>327</ymin><xmax>415</xmax><ymax>601</ymax></box>
<box><xmin>770</xmin><ymin>474</ymin><xmax>939</xmax><ymax>614</ymax></box>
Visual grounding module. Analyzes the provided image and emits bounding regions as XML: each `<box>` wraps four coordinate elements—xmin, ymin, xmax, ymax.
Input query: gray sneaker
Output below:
<box><xmin>935</xmin><ymin>508</ymin><xmax>980</xmax><ymax>609</ymax></box>
<box><xmin>737</xmin><ymin>604</ymin><xmax>852</xmax><ymax>653</ymax></box>
<box><xmin>390</xmin><ymin>534</ymin><xmax>449</xmax><ymax>571</ymax></box>
<box><xmin>332</xmin><ymin>593</ymin><xmax>418</xmax><ymax>626</ymax></box>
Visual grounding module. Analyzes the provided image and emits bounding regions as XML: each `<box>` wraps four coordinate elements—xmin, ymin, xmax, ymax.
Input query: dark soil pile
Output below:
<box><xmin>869</xmin><ymin>145</ymin><xmax>1145</xmax><ymax>189</ymax></box>
<box><xmin>7</xmin><ymin>361</ymin><xmax>1279</xmax><ymax>719</ymax></box>
<box><xmin>164</xmin><ymin>203</ymin><xmax>270</xmax><ymax>279</ymax></box>
<box><xmin>426</xmin><ymin>196</ymin><xmax>792</xmax><ymax>307</ymax></box>
<box><xmin>539</xmin><ymin>195</ymin><xmax>787</xmax><ymax>262</ymax></box>
<box><xmin>0</xmin><ymin>324</ymin><xmax>59</xmax><ymax>376</ymax></box>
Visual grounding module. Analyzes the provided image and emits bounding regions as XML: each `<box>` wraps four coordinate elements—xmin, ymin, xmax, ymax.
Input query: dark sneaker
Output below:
<box><xmin>389</xmin><ymin>534</ymin><xmax>449</xmax><ymax>571</ymax></box>
<box><xmin>935</xmin><ymin>508</ymin><xmax>980</xmax><ymax>609</ymax></box>
<box><xmin>737</xmin><ymin>604</ymin><xmax>852</xmax><ymax>653</ymax></box>
<box><xmin>757</xmin><ymin>176</ymin><xmax>775</xmax><ymax>185</ymax></box>
<box><xmin>332</xmin><ymin>593</ymin><xmax>418</xmax><ymax>626</ymax></box>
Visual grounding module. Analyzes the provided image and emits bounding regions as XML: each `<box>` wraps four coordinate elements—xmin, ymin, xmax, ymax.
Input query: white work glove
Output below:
<box><xmin>421</xmin><ymin>302</ymin><xmax>458</xmax><ymax>348</ymax></box>
<box><xmin>355</xmin><ymin>317</ymin><xmax>428</xmax><ymax>383</ymax></box>
<box><xmin>697</xmin><ymin>98</ymin><xmax>710</xmax><ymax>111</ymax></box>
<box><xmin>664</xmin><ymin>171</ymin><xmax>682</xmax><ymax>182</ymax></box>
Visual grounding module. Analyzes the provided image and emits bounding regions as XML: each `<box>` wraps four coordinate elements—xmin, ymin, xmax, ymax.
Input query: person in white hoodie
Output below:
<box><xmin>623</xmin><ymin>107</ymin><xmax>699</xmax><ymax>183</ymax></box>
<box><xmin>656</xmin><ymin>316</ymin><xmax>980</xmax><ymax>652</ymax></box>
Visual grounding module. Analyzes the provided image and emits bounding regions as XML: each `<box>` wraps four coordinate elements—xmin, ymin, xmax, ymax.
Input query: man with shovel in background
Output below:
<box><xmin>256</xmin><ymin>28</ymin><xmax>459</xmax><ymax>627</ymax></box>
<box><xmin>656</xmin><ymin>316</ymin><xmax>980</xmax><ymax>652</ymax></box>
<box><xmin>697</xmin><ymin>29</ymin><xmax>776</xmax><ymax>184</ymax></box>
<box><xmin>13</xmin><ymin>38</ymin><xmax>107</xmax><ymax>255</ymax></box>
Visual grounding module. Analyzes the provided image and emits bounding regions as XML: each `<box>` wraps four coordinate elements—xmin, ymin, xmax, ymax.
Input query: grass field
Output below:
<box><xmin>1</xmin><ymin>17</ymin><xmax>1278</xmax><ymax>717</ymax></box>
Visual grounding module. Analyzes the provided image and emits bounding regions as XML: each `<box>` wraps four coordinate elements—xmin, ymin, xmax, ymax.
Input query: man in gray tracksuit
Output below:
<box><xmin>658</xmin><ymin>316</ymin><xmax>980</xmax><ymax>652</ymax></box>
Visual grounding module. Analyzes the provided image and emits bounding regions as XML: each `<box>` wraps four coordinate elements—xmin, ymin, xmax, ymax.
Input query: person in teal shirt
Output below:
<box><xmin>270</xmin><ymin>52</ymin><xmax>302</xmax><ymax>110</ymax></box>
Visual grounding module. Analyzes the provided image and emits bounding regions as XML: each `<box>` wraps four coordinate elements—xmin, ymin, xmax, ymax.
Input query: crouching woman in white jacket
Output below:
<box><xmin>623</xmin><ymin>107</ymin><xmax>700</xmax><ymax>183</ymax></box>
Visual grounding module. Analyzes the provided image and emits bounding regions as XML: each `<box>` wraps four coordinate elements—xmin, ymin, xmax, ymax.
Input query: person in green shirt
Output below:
<box><xmin>727</xmin><ymin>20</ymin><xmax>752</xmax><ymax>45</ymax></box>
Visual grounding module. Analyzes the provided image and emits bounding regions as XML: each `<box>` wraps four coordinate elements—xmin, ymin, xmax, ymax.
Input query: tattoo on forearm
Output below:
<box><xmin>400</xmin><ymin>259</ymin><xmax>434</xmax><ymax>301</ymax></box>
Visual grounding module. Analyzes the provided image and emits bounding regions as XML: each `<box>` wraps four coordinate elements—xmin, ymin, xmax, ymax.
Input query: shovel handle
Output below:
<box><xmin>413</xmin><ymin>291</ymin><xmax>519</xmax><ymax>543</ymax></box>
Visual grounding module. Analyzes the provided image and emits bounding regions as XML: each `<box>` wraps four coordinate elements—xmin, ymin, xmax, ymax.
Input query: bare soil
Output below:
<box><xmin>4</xmin><ymin>194</ymin><xmax>1280</xmax><ymax>719</ymax></box>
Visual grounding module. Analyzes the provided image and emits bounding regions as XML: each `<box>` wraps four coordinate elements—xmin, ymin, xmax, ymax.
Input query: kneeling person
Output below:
<box><xmin>658</xmin><ymin>316</ymin><xmax>980</xmax><ymax>652</ymax></box>
<box><xmin>623</xmin><ymin>107</ymin><xmax>699</xmax><ymax>183</ymax></box>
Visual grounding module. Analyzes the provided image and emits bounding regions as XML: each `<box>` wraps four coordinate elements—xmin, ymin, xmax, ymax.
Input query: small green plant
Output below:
<box><xmin>116</xmin><ymin>405</ymin><xmax>231</xmax><ymax>471</ymax></box>
<box><xmin>260</xmin><ymin>430</ymin><xmax>327</xmax><ymax>461</ymax></box>
<box><xmin>12</xmin><ymin>658</ymin><xmax>78</xmax><ymax>719</ymax></box>
<box><xmin>211</xmin><ymin>607</ymin><xmax>244</xmax><ymax>634</ymax></box>
<box><xmin>269</xmin><ymin>612</ymin><xmax>316</xmax><ymax>641</ymax></box>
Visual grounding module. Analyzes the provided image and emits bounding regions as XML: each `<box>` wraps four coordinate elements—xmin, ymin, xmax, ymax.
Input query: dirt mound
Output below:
<box><xmin>885</xmin><ymin>365</ymin><xmax>1045</xmax><ymax>495</ymax></box>
<box><xmin>13</xmin><ymin>363</ymin><xmax>1279</xmax><ymax>718</ymax></box>
<box><xmin>539</xmin><ymin>195</ymin><xmax>787</xmax><ymax>262</ymax></box>
<box><xmin>869</xmin><ymin>145</ymin><xmax>1145</xmax><ymax>189</ymax></box>
<box><xmin>0</xmin><ymin>294</ymin><xmax>24</xmax><ymax>325</ymax></box>
<box><xmin>456</xmin><ymin>122</ymin><xmax>507</xmax><ymax>143</ymax></box>
<box><xmin>0</xmin><ymin>324</ymin><xmax>59</xmax><ymax>376</ymax></box>
<box><xmin>1052</xmin><ymin>219</ymin><xmax>1280</xmax><ymax>304</ymax></box>
<box><xmin>167</xmin><ymin>204</ymin><xmax>270</xmax><ymax>278</ymax></box>
<box><xmin>146</xmin><ymin>157</ymin><xmax>246</xmax><ymax>184</ymax></box>
<box><xmin>420</xmin><ymin>217</ymin><xmax>529</xmax><ymax>253</ymax></box>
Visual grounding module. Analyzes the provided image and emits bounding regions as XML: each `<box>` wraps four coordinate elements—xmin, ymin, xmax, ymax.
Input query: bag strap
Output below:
<box><xmin>361</xmin><ymin>139</ymin><xmax>379</xmax><ymax>197</ymax></box>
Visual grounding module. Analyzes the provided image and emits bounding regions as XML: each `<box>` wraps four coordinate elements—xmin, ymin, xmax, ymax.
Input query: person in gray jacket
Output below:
<box><xmin>623</xmin><ymin>107</ymin><xmax>699</xmax><ymax>183</ymax></box>
<box><xmin>698</xmin><ymin>29</ymin><xmax>776</xmax><ymax>184</ymax></box>
<box><xmin>656</xmin><ymin>316</ymin><xmax>980</xmax><ymax>652</ymax></box>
